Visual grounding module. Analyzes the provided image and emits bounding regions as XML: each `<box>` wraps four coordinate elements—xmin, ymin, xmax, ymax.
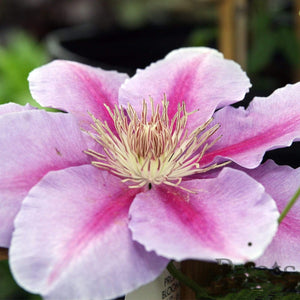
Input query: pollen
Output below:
<box><xmin>85</xmin><ymin>98</ymin><xmax>228</xmax><ymax>191</ymax></box>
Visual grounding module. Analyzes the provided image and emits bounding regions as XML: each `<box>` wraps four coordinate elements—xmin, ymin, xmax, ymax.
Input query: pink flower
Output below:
<box><xmin>248</xmin><ymin>160</ymin><xmax>300</xmax><ymax>272</ymax></box>
<box><xmin>0</xmin><ymin>47</ymin><xmax>299</xmax><ymax>299</ymax></box>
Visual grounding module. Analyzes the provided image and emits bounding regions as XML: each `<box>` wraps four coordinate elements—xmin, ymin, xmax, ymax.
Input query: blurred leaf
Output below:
<box><xmin>251</xmin><ymin>7</ymin><xmax>272</xmax><ymax>33</ymax></box>
<box><xmin>277</xmin><ymin>28</ymin><xmax>300</xmax><ymax>66</ymax></box>
<box><xmin>248</xmin><ymin>0</ymin><xmax>299</xmax><ymax>77</ymax></box>
<box><xmin>0</xmin><ymin>260</ymin><xmax>42</xmax><ymax>300</ymax></box>
<box><xmin>187</xmin><ymin>28</ymin><xmax>217</xmax><ymax>47</ymax></box>
<box><xmin>0</xmin><ymin>31</ymin><xmax>49</xmax><ymax>107</ymax></box>
<box><xmin>247</xmin><ymin>3</ymin><xmax>277</xmax><ymax>74</ymax></box>
<box><xmin>247</xmin><ymin>32</ymin><xmax>277</xmax><ymax>74</ymax></box>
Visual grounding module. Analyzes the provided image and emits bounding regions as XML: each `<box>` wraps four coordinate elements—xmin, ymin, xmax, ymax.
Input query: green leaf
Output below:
<box><xmin>220</xmin><ymin>288</ymin><xmax>270</xmax><ymax>300</ymax></box>
<box><xmin>0</xmin><ymin>30</ymin><xmax>49</xmax><ymax>107</ymax></box>
<box><xmin>0</xmin><ymin>260</ymin><xmax>42</xmax><ymax>299</ymax></box>
<box><xmin>186</xmin><ymin>28</ymin><xmax>217</xmax><ymax>47</ymax></box>
<box><xmin>201</xmin><ymin>262</ymin><xmax>300</xmax><ymax>299</ymax></box>
<box><xmin>277</xmin><ymin>28</ymin><xmax>300</xmax><ymax>66</ymax></box>
<box><xmin>247</xmin><ymin>32</ymin><xmax>277</xmax><ymax>74</ymax></box>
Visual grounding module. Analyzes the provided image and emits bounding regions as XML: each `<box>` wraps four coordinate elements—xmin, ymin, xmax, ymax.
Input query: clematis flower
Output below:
<box><xmin>0</xmin><ymin>47</ymin><xmax>299</xmax><ymax>299</ymax></box>
<box><xmin>246</xmin><ymin>160</ymin><xmax>300</xmax><ymax>271</ymax></box>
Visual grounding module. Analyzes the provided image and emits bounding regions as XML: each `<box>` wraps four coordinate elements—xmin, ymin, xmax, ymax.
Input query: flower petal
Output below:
<box><xmin>201</xmin><ymin>83</ymin><xmax>300</xmax><ymax>168</ymax></box>
<box><xmin>129</xmin><ymin>167</ymin><xmax>279</xmax><ymax>263</ymax></box>
<box><xmin>245</xmin><ymin>160</ymin><xmax>300</xmax><ymax>271</ymax></box>
<box><xmin>0</xmin><ymin>102</ymin><xmax>35</xmax><ymax>116</ymax></box>
<box><xmin>10</xmin><ymin>165</ymin><xmax>168</xmax><ymax>300</ymax></box>
<box><xmin>0</xmin><ymin>110</ymin><xmax>89</xmax><ymax>247</ymax></box>
<box><xmin>119</xmin><ymin>47</ymin><xmax>251</xmax><ymax>131</ymax></box>
<box><xmin>29</xmin><ymin>60</ymin><xmax>129</xmax><ymax>129</ymax></box>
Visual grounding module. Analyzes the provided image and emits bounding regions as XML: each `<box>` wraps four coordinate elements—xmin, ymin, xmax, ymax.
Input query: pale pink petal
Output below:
<box><xmin>129</xmin><ymin>167</ymin><xmax>279</xmax><ymax>263</ymax></box>
<box><xmin>244</xmin><ymin>160</ymin><xmax>300</xmax><ymax>271</ymax></box>
<box><xmin>0</xmin><ymin>110</ymin><xmax>90</xmax><ymax>247</ymax></box>
<box><xmin>10</xmin><ymin>165</ymin><xmax>168</xmax><ymax>300</ymax></box>
<box><xmin>119</xmin><ymin>47</ymin><xmax>251</xmax><ymax>131</ymax></box>
<box><xmin>0</xmin><ymin>103</ymin><xmax>35</xmax><ymax>116</ymax></box>
<box><xmin>29</xmin><ymin>60</ymin><xmax>129</xmax><ymax>129</ymax></box>
<box><xmin>201</xmin><ymin>83</ymin><xmax>300</xmax><ymax>168</ymax></box>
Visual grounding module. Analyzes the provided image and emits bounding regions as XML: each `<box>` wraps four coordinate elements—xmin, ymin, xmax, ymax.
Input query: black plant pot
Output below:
<box><xmin>45</xmin><ymin>24</ymin><xmax>201</xmax><ymax>76</ymax></box>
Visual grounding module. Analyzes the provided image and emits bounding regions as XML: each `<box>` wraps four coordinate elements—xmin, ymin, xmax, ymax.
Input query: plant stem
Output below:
<box><xmin>278</xmin><ymin>186</ymin><xmax>300</xmax><ymax>223</ymax></box>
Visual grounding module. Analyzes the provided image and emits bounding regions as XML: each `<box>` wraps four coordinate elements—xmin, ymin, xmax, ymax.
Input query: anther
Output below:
<box><xmin>85</xmin><ymin>98</ymin><xmax>227</xmax><ymax>192</ymax></box>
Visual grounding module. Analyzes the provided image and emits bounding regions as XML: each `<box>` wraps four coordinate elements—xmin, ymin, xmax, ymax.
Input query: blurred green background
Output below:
<box><xmin>0</xmin><ymin>31</ymin><xmax>48</xmax><ymax>107</ymax></box>
<box><xmin>0</xmin><ymin>0</ymin><xmax>299</xmax><ymax>299</ymax></box>
<box><xmin>0</xmin><ymin>260</ymin><xmax>41</xmax><ymax>300</ymax></box>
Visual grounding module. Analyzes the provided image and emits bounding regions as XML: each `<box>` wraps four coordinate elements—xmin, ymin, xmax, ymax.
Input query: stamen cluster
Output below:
<box><xmin>85</xmin><ymin>99</ymin><xmax>225</xmax><ymax>190</ymax></box>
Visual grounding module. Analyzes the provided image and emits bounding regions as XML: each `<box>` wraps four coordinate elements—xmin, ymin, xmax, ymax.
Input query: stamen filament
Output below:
<box><xmin>85</xmin><ymin>98</ymin><xmax>227</xmax><ymax>191</ymax></box>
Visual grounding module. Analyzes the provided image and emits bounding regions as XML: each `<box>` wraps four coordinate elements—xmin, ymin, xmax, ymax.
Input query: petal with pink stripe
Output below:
<box><xmin>0</xmin><ymin>110</ymin><xmax>89</xmax><ymax>247</ymax></box>
<box><xmin>129</xmin><ymin>167</ymin><xmax>279</xmax><ymax>263</ymax></box>
<box><xmin>119</xmin><ymin>47</ymin><xmax>251</xmax><ymax>131</ymax></box>
<box><xmin>245</xmin><ymin>160</ymin><xmax>300</xmax><ymax>271</ymax></box>
<box><xmin>201</xmin><ymin>83</ymin><xmax>300</xmax><ymax>168</ymax></box>
<box><xmin>29</xmin><ymin>60</ymin><xmax>129</xmax><ymax>129</ymax></box>
<box><xmin>10</xmin><ymin>165</ymin><xmax>168</xmax><ymax>300</ymax></box>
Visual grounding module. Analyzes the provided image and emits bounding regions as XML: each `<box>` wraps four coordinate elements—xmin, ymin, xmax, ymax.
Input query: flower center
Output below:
<box><xmin>85</xmin><ymin>98</ymin><xmax>227</xmax><ymax>191</ymax></box>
